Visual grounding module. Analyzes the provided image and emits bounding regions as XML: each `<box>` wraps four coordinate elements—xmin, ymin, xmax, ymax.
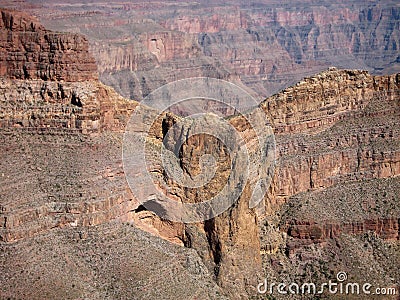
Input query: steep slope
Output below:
<box><xmin>257</xmin><ymin>69</ymin><xmax>400</xmax><ymax>299</ymax></box>
<box><xmin>0</xmin><ymin>223</ymin><xmax>226</xmax><ymax>300</ymax></box>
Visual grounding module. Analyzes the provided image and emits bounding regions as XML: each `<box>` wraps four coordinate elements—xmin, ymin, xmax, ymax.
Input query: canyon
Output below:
<box><xmin>5</xmin><ymin>0</ymin><xmax>399</xmax><ymax>104</ymax></box>
<box><xmin>0</xmin><ymin>4</ymin><xmax>399</xmax><ymax>300</ymax></box>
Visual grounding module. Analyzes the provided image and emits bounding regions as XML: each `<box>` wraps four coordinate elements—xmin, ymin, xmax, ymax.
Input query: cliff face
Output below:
<box><xmin>125</xmin><ymin>68</ymin><xmax>400</xmax><ymax>297</ymax></box>
<box><xmin>17</xmin><ymin>0</ymin><xmax>400</xmax><ymax>102</ymax></box>
<box><xmin>1</xmin><ymin>6</ymin><xmax>400</xmax><ymax>299</ymax></box>
<box><xmin>150</xmin><ymin>109</ymin><xmax>275</xmax><ymax>297</ymax></box>
<box><xmin>0</xmin><ymin>9</ymin><xmax>138</xmax><ymax>244</ymax></box>
<box><xmin>0</xmin><ymin>9</ymin><xmax>98</xmax><ymax>81</ymax></box>
<box><xmin>262</xmin><ymin>69</ymin><xmax>400</xmax><ymax>208</ymax></box>
<box><xmin>287</xmin><ymin>217</ymin><xmax>399</xmax><ymax>243</ymax></box>
<box><xmin>257</xmin><ymin>69</ymin><xmax>400</xmax><ymax>293</ymax></box>
<box><xmin>0</xmin><ymin>10</ymin><xmax>228</xmax><ymax>299</ymax></box>
<box><xmin>0</xmin><ymin>79</ymin><xmax>136</xmax><ymax>133</ymax></box>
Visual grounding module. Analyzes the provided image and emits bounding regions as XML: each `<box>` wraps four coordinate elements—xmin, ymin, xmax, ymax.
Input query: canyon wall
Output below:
<box><xmin>148</xmin><ymin>109</ymin><xmax>275</xmax><ymax>297</ymax></box>
<box><xmin>134</xmin><ymin>68</ymin><xmax>400</xmax><ymax>297</ymax></box>
<box><xmin>0</xmin><ymin>9</ymin><xmax>98</xmax><ymax>81</ymax></box>
<box><xmin>258</xmin><ymin>69</ymin><xmax>400</xmax><ymax>262</ymax></box>
<box><xmin>15</xmin><ymin>0</ymin><xmax>400</xmax><ymax>102</ymax></box>
<box><xmin>262</xmin><ymin>69</ymin><xmax>400</xmax><ymax>209</ymax></box>
<box><xmin>1</xmin><ymin>6</ymin><xmax>400</xmax><ymax>299</ymax></box>
<box><xmin>0</xmin><ymin>8</ymin><xmax>296</xmax><ymax>297</ymax></box>
<box><xmin>0</xmin><ymin>9</ymin><xmax>139</xmax><ymax>244</ymax></box>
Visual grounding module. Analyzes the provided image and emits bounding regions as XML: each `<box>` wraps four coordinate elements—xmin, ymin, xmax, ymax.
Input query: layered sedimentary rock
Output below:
<box><xmin>0</xmin><ymin>9</ymin><xmax>137</xmax><ymax>244</ymax></box>
<box><xmin>261</xmin><ymin>69</ymin><xmax>400</xmax><ymax>211</ymax></box>
<box><xmin>149</xmin><ymin>110</ymin><xmax>274</xmax><ymax>297</ymax></box>
<box><xmin>0</xmin><ymin>78</ymin><xmax>136</xmax><ymax>133</ymax></box>
<box><xmin>13</xmin><ymin>0</ymin><xmax>400</xmax><ymax>102</ymax></box>
<box><xmin>287</xmin><ymin>217</ymin><xmax>399</xmax><ymax>243</ymax></box>
<box><xmin>1</xmin><ymin>6</ymin><xmax>400</xmax><ymax>299</ymax></box>
<box><xmin>257</xmin><ymin>70</ymin><xmax>400</xmax><ymax>290</ymax></box>
<box><xmin>0</xmin><ymin>9</ymin><xmax>259</xmax><ymax>296</ymax></box>
<box><xmin>272</xmin><ymin>176</ymin><xmax>400</xmax><ymax>254</ymax></box>
<box><xmin>254</xmin><ymin>69</ymin><xmax>400</xmax><ymax>299</ymax></box>
<box><xmin>0</xmin><ymin>8</ymin><xmax>98</xmax><ymax>81</ymax></box>
<box><xmin>128</xmin><ymin>68</ymin><xmax>400</xmax><ymax>297</ymax></box>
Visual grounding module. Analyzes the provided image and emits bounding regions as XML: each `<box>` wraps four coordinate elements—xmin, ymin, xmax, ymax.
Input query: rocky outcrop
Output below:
<box><xmin>154</xmin><ymin>109</ymin><xmax>274</xmax><ymax>298</ymax></box>
<box><xmin>285</xmin><ymin>218</ymin><xmax>400</xmax><ymax>253</ymax></box>
<box><xmin>267</xmin><ymin>175</ymin><xmax>400</xmax><ymax>258</ymax></box>
<box><xmin>0</xmin><ymin>8</ymin><xmax>137</xmax><ymax>133</ymax></box>
<box><xmin>261</xmin><ymin>69</ymin><xmax>400</xmax><ymax>133</ymax></box>
<box><xmin>0</xmin><ymin>79</ymin><xmax>136</xmax><ymax>133</ymax></box>
<box><xmin>0</xmin><ymin>8</ymin><xmax>98</xmax><ymax>81</ymax></box>
<box><xmin>260</xmin><ymin>69</ymin><xmax>400</xmax><ymax>213</ymax></box>
<box><xmin>255</xmin><ymin>69</ymin><xmax>400</xmax><ymax>278</ymax></box>
<box><xmin>0</xmin><ymin>8</ymin><xmax>190</xmax><ymax>250</ymax></box>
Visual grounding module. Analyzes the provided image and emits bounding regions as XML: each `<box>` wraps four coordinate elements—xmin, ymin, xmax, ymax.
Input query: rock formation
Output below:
<box><xmin>13</xmin><ymin>0</ymin><xmax>400</xmax><ymax>102</ymax></box>
<box><xmin>0</xmin><ymin>8</ymin><xmax>98</xmax><ymax>81</ymax></box>
<box><xmin>150</xmin><ymin>109</ymin><xmax>274</xmax><ymax>297</ymax></box>
<box><xmin>262</xmin><ymin>69</ymin><xmax>400</xmax><ymax>207</ymax></box>
<box><xmin>0</xmin><ymin>8</ymin><xmax>140</xmax><ymax>245</ymax></box>
<box><xmin>0</xmin><ymin>6</ymin><xmax>400</xmax><ymax>300</ymax></box>
<box><xmin>256</xmin><ymin>68</ymin><xmax>400</xmax><ymax>298</ymax></box>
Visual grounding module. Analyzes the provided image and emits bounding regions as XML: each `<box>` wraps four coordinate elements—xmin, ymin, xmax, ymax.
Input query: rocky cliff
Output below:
<box><xmin>262</xmin><ymin>69</ymin><xmax>400</xmax><ymax>207</ymax></box>
<box><xmin>1</xmin><ymin>6</ymin><xmax>400</xmax><ymax>300</ymax></box>
<box><xmin>256</xmin><ymin>69</ymin><xmax>400</xmax><ymax>298</ymax></box>
<box><xmin>257</xmin><ymin>68</ymin><xmax>399</xmax><ymax>250</ymax></box>
<box><xmin>149</xmin><ymin>109</ymin><xmax>274</xmax><ymax>297</ymax></box>
<box><xmin>14</xmin><ymin>0</ymin><xmax>400</xmax><ymax>102</ymax></box>
<box><xmin>0</xmin><ymin>10</ymin><xmax>227</xmax><ymax>299</ymax></box>
<box><xmin>0</xmin><ymin>9</ymin><xmax>140</xmax><ymax>245</ymax></box>
<box><xmin>0</xmin><ymin>8</ymin><xmax>98</xmax><ymax>81</ymax></box>
<box><xmin>124</xmin><ymin>68</ymin><xmax>400</xmax><ymax>298</ymax></box>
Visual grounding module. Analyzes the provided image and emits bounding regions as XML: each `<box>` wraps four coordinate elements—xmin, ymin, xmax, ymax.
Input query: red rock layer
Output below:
<box><xmin>285</xmin><ymin>218</ymin><xmax>400</xmax><ymax>254</ymax></box>
<box><xmin>0</xmin><ymin>9</ymin><xmax>98</xmax><ymax>81</ymax></box>
<box><xmin>0</xmin><ymin>9</ymin><xmax>140</xmax><ymax>243</ymax></box>
<box><xmin>261</xmin><ymin>69</ymin><xmax>400</xmax><ymax>212</ymax></box>
<box><xmin>0</xmin><ymin>79</ymin><xmax>137</xmax><ymax>133</ymax></box>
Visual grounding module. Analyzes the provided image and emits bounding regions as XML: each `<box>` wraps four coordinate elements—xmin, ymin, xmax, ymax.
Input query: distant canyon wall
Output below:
<box><xmin>24</xmin><ymin>1</ymin><xmax>399</xmax><ymax>101</ymax></box>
